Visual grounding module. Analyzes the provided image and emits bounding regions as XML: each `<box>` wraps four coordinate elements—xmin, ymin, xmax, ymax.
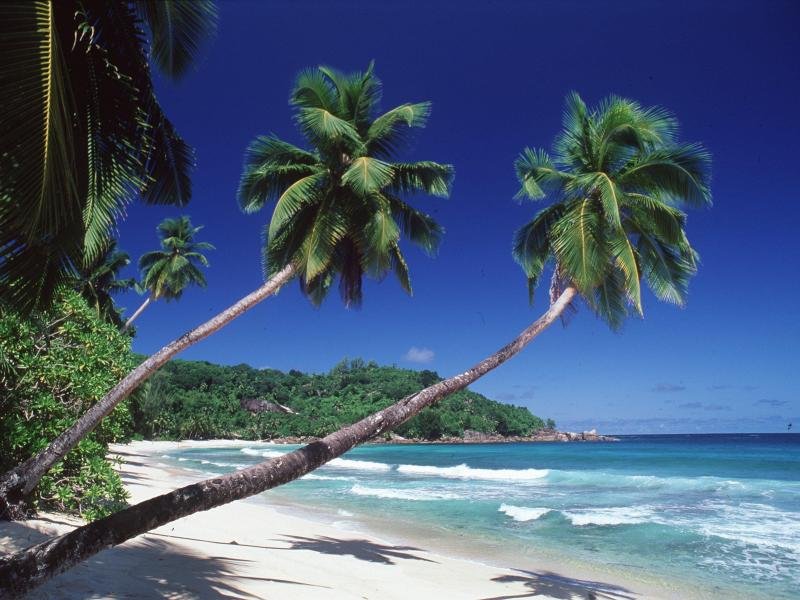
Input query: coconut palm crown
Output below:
<box><xmin>238</xmin><ymin>63</ymin><xmax>454</xmax><ymax>307</ymax></box>
<box><xmin>513</xmin><ymin>93</ymin><xmax>712</xmax><ymax>329</ymax></box>
<box><xmin>138</xmin><ymin>216</ymin><xmax>214</xmax><ymax>302</ymax></box>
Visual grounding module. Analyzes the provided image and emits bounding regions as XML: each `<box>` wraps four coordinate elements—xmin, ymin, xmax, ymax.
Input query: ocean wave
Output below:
<box><xmin>397</xmin><ymin>463</ymin><xmax>549</xmax><ymax>481</ymax></box>
<box><xmin>696</xmin><ymin>501</ymin><xmax>800</xmax><ymax>556</ymax></box>
<box><xmin>499</xmin><ymin>504</ymin><xmax>552</xmax><ymax>522</ymax></box>
<box><xmin>562</xmin><ymin>506</ymin><xmax>657</xmax><ymax>526</ymax></box>
<box><xmin>240</xmin><ymin>447</ymin><xmax>288</xmax><ymax>458</ymax></box>
<box><xmin>328</xmin><ymin>458</ymin><xmax>392</xmax><ymax>472</ymax></box>
<box><xmin>546</xmin><ymin>470</ymin><xmax>773</xmax><ymax>495</ymax></box>
<box><xmin>302</xmin><ymin>473</ymin><xmax>355</xmax><ymax>481</ymax></box>
<box><xmin>349</xmin><ymin>484</ymin><xmax>459</xmax><ymax>501</ymax></box>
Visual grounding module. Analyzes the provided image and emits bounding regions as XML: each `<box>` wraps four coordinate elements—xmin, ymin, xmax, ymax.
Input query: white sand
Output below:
<box><xmin>0</xmin><ymin>441</ymin><xmax>670</xmax><ymax>599</ymax></box>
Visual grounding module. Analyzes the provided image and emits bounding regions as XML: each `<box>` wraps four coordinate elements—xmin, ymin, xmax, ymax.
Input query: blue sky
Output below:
<box><xmin>116</xmin><ymin>0</ymin><xmax>799</xmax><ymax>434</ymax></box>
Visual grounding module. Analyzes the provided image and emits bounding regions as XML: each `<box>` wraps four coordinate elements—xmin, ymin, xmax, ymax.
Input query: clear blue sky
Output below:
<box><xmin>116</xmin><ymin>0</ymin><xmax>799</xmax><ymax>434</ymax></box>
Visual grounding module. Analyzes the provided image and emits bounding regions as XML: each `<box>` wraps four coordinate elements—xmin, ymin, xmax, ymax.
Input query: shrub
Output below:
<box><xmin>0</xmin><ymin>290</ymin><xmax>135</xmax><ymax>519</ymax></box>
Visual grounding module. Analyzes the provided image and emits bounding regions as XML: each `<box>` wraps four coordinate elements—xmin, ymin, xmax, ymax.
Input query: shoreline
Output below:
<box><xmin>0</xmin><ymin>440</ymin><xmax>698</xmax><ymax>599</ymax></box>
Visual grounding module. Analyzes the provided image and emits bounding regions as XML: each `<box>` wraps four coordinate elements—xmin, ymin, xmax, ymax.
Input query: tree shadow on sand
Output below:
<box><xmin>481</xmin><ymin>569</ymin><xmax>638</xmax><ymax>600</ymax></box>
<box><xmin>0</xmin><ymin>521</ymin><xmax>325</xmax><ymax>599</ymax></box>
<box><xmin>275</xmin><ymin>534</ymin><xmax>437</xmax><ymax>565</ymax></box>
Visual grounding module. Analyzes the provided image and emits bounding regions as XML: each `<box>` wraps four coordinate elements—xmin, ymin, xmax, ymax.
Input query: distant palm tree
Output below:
<box><xmin>123</xmin><ymin>217</ymin><xmax>213</xmax><ymax>331</ymax></box>
<box><xmin>0</xmin><ymin>1</ymin><xmax>217</xmax><ymax>314</ymax></box>
<box><xmin>0</xmin><ymin>64</ymin><xmax>453</xmax><ymax>518</ymax></box>
<box><xmin>0</xmin><ymin>94</ymin><xmax>712</xmax><ymax>594</ymax></box>
<box><xmin>73</xmin><ymin>240</ymin><xmax>135</xmax><ymax>329</ymax></box>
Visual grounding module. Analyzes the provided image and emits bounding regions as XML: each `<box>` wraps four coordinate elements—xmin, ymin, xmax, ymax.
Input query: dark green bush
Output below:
<box><xmin>0</xmin><ymin>291</ymin><xmax>135</xmax><ymax>520</ymax></box>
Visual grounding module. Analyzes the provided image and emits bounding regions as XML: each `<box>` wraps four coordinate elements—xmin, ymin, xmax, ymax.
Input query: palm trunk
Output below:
<box><xmin>122</xmin><ymin>295</ymin><xmax>152</xmax><ymax>331</ymax></box>
<box><xmin>0</xmin><ymin>263</ymin><xmax>297</xmax><ymax>519</ymax></box>
<box><xmin>0</xmin><ymin>286</ymin><xmax>577</xmax><ymax>596</ymax></box>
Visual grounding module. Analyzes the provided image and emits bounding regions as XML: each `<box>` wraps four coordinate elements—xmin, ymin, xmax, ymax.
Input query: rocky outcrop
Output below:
<box><xmin>239</xmin><ymin>398</ymin><xmax>296</xmax><ymax>415</ymax></box>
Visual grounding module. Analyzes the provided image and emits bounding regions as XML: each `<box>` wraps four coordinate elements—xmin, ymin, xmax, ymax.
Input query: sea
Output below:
<box><xmin>163</xmin><ymin>434</ymin><xmax>799</xmax><ymax>599</ymax></box>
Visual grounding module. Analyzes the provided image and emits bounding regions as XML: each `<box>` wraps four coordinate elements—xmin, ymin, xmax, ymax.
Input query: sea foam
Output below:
<box><xmin>499</xmin><ymin>504</ymin><xmax>552</xmax><ymax>522</ymax></box>
<box><xmin>350</xmin><ymin>484</ymin><xmax>459</xmax><ymax>501</ymax></box>
<box><xmin>397</xmin><ymin>463</ymin><xmax>549</xmax><ymax>481</ymax></box>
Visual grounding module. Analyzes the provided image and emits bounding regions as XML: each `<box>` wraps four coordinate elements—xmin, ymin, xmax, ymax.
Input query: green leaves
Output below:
<box><xmin>513</xmin><ymin>92</ymin><xmax>711</xmax><ymax>329</ymax></box>
<box><xmin>512</xmin><ymin>203</ymin><xmax>564</xmax><ymax>303</ymax></box>
<box><xmin>138</xmin><ymin>216</ymin><xmax>213</xmax><ymax>301</ymax></box>
<box><xmin>342</xmin><ymin>157</ymin><xmax>395</xmax><ymax>195</ymax></box>
<box><xmin>136</xmin><ymin>0</ymin><xmax>218</xmax><ymax>80</ymax></box>
<box><xmin>268</xmin><ymin>172</ymin><xmax>328</xmax><ymax>239</ymax></box>
<box><xmin>550</xmin><ymin>200</ymin><xmax>610</xmax><ymax>293</ymax></box>
<box><xmin>295</xmin><ymin>107</ymin><xmax>363</xmax><ymax>153</ymax></box>
<box><xmin>390</xmin><ymin>162</ymin><xmax>454</xmax><ymax>198</ymax></box>
<box><xmin>0</xmin><ymin>290</ymin><xmax>136</xmax><ymax>518</ymax></box>
<box><xmin>242</xmin><ymin>64</ymin><xmax>452</xmax><ymax>307</ymax></box>
<box><xmin>514</xmin><ymin>149</ymin><xmax>568</xmax><ymax>201</ymax></box>
<box><xmin>1</xmin><ymin>0</ymin><xmax>216</xmax><ymax>314</ymax></box>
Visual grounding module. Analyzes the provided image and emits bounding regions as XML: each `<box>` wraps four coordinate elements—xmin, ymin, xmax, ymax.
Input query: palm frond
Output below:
<box><xmin>512</xmin><ymin>203</ymin><xmax>565</xmax><ymax>303</ymax></box>
<box><xmin>366</xmin><ymin>101</ymin><xmax>431</xmax><ymax>156</ymax></box>
<box><xmin>387</xmin><ymin>195</ymin><xmax>443</xmax><ymax>255</ymax></box>
<box><xmin>136</xmin><ymin>0</ymin><xmax>218</xmax><ymax>80</ymax></box>
<box><xmin>268</xmin><ymin>172</ymin><xmax>327</xmax><ymax>239</ymax></box>
<box><xmin>514</xmin><ymin>148</ymin><xmax>569</xmax><ymax>200</ymax></box>
<box><xmin>549</xmin><ymin>199</ymin><xmax>610</xmax><ymax>293</ymax></box>
<box><xmin>342</xmin><ymin>157</ymin><xmax>394</xmax><ymax>195</ymax></box>
<box><xmin>388</xmin><ymin>161</ymin><xmax>453</xmax><ymax>198</ymax></box>
<box><xmin>621</xmin><ymin>143</ymin><xmax>712</xmax><ymax>208</ymax></box>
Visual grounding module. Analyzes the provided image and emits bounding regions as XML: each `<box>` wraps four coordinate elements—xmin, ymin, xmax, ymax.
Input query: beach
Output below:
<box><xmin>0</xmin><ymin>439</ymin><xmax>666</xmax><ymax>600</ymax></box>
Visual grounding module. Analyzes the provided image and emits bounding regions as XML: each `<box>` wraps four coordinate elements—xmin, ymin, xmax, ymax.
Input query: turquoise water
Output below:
<box><xmin>166</xmin><ymin>434</ymin><xmax>799</xmax><ymax>599</ymax></box>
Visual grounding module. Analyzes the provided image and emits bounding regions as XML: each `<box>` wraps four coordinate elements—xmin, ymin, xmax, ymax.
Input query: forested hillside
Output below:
<box><xmin>130</xmin><ymin>358</ymin><xmax>551</xmax><ymax>441</ymax></box>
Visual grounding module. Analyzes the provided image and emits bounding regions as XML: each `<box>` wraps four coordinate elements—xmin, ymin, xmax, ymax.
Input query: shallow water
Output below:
<box><xmin>166</xmin><ymin>434</ymin><xmax>800</xmax><ymax>599</ymax></box>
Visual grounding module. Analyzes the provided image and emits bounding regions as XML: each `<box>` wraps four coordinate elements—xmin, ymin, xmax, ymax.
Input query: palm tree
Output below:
<box><xmin>0</xmin><ymin>64</ymin><xmax>453</xmax><ymax>517</ymax></box>
<box><xmin>73</xmin><ymin>240</ymin><xmax>135</xmax><ymax>329</ymax></box>
<box><xmin>123</xmin><ymin>216</ymin><xmax>213</xmax><ymax>331</ymax></box>
<box><xmin>0</xmin><ymin>93</ymin><xmax>712</xmax><ymax>594</ymax></box>
<box><xmin>0</xmin><ymin>1</ymin><xmax>217</xmax><ymax>314</ymax></box>
<box><xmin>511</xmin><ymin>93</ymin><xmax>710</xmax><ymax>327</ymax></box>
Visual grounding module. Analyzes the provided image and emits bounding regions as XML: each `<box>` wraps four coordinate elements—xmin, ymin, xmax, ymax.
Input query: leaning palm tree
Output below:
<box><xmin>0</xmin><ymin>93</ymin><xmax>711</xmax><ymax>595</ymax></box>
<box><xmin>0</xmin><ymin>64</ymin><xmax>453</xmax><ymax>518</ymax></box>
<box><xmin>0</xmin><ymin>1</ymin><xmax>217</xmax><ymax>314</ymax></box>
<box><xmin>123</xmin><ymin>216</ymin><xmax>213</xmax><ymax>330</ymax></box>
<box><xmin>73</xmin><ymin>240</ymin><xmax>135</xmax><ymax>329</ymax></box>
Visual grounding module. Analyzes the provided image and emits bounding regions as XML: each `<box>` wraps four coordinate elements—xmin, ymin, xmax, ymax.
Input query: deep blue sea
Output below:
<box><xmin>165</xmin><ymin>434</ymin><xmax>799</xmax><ymax>599</ymax></box>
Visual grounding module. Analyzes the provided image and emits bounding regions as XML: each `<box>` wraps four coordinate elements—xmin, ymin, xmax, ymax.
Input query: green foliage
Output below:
<box><xmin>513</xmin><ymin>93</ymin><xmax>711</xmax><ymax>329</ymax></box>
<box><xmin>138</xmin><ymin>216</ymin><xmax>214</xmax><ymax>301</ymax></box>
<box><xmin>0</xmin><ymin>1</ymin><xmax>217</xmax><ymax>314</ymax></box>
<box><xmin>129</xmin><ymin>358</ymin><xmax>547</xmax><ymax>441</ymax></box>
<box><xmin>238</xmin><ymin>64</ymin><xmax>454</xmax><ymax>307</ymax></box>
<box><xmin>0</xmin><ymin>290</ymin><xmax>136</xmax><ymax>519</ymax></box>
<box><xmin>72</xmin><ymin>239</ymin><xmax>136</xmax><ymax>329</ymax></box>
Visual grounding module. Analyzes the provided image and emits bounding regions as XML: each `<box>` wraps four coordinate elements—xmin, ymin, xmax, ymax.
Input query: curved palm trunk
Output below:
<box><xmin>0</xmin><ymin>287</ymin><xmax>576</xmax><ymax>596</ymax></box>
<box><xmin>0</xmin><ymin>264</ymin><xmax>297</xmax><ymax>519</ymax></box>
<box><xmin>122</xmin><ymin>295</ymin><xmax>152</xmax><ymax>331</ymax></box>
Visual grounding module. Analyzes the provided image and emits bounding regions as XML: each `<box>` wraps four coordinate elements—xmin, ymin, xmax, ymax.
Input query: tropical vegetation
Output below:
<box><xmin>124</xmin><ymin>216</ymin><xmax>214</xmax><ymax>330</ymax></box>
<box><xmin>513</xmin><ymin>92</ymin><xmax>711</xmax><ymax>328</ymax></box>
<box><xmin>72</xmin><ymin>240</ymin><xmax>136</xmax><ymax>329</ymax></box>
<box><xmin>0</xmin><ymin>64</ymin><xmax>454</xmax><ymax>516</ymax></box>
<box><xmin>130</xmin><ymin>358</ymin><xmax>547</xmax><ymax>441</ymax></box>
<box><xmin>0</xmin><ymin>291</ymin><xmax>136</xmax><ymax>521</ymax></box>
<box><xmin>0</xmin><ymin>0</ymin><xmax>217</xmax><ymax>314</ymax></box>
<box><xmin>0</xmin><ymin>91</ymin><xmax>711</xmax><ymax>595</ymax></box>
